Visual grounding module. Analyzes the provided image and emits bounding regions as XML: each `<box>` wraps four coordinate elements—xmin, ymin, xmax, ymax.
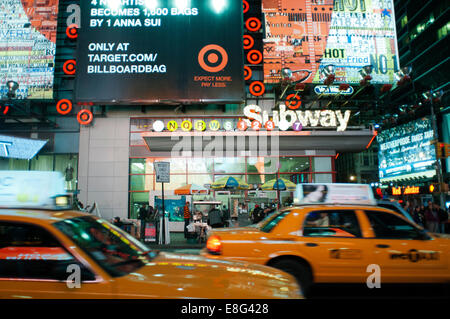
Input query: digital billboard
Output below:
<box><xmin>0</xmin><ymin>0</ymin><xmax>58</xmax><ymax>99</ymax></box>
<box><xmin>263</xmin><ymin>0</ymin><xmax>399</xmax><ymax>84</ymax></box>
<box><xmin>75</xmin><ymin>0</ymin><xmax>244</xmax><ymax>104</ymax></box>
<box><xmin>378</xmin><ymin>117</ymin><xmax>437</xmax><ymax>183</ymax></box>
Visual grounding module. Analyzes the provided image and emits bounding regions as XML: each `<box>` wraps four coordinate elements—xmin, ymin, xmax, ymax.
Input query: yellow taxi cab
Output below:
<box><xmin>0</xmin><ymin>171</ymin><xmax>301</xmax><ymax>299</ymax></box>
<box><xmin>202</xmin><ymin>184</ymin><xmax>450</xmax><ymax>294</ymax></box>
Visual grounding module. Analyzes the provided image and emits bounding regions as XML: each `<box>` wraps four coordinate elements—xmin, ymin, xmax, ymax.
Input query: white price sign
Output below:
<box><xmin>155</xmin><ymin>162</ymin><xmax>170</xmax><ymax>183</ymax></box>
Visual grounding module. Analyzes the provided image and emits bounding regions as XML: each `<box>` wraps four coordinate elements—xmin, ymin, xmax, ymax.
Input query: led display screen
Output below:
<box><xmin>263</xmin><ymin>0</ymin><xmax>399</xmax><ymax>84</ymax></box>
<box><xmin>75</xmin><ymin>0</ymin><xmax>244</xmax><ymax>104</ymax></box>
<box><xmin>0</xmin><ymin>0</ymin><xmax>58</xmax><ymax>99</ymax></box>
<box><xmin>377</xmin><ymin>117</ymin><xmax>436</xmax><ymax>183</ymax></box>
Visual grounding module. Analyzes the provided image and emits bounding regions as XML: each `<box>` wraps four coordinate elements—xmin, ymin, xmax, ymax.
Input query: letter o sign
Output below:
<box><xmin>181</xmin><ymin>120</ymin><xmax>192</xmax><ymax>131</ymax></box>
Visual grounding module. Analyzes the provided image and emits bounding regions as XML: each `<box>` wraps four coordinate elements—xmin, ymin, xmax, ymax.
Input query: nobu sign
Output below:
<box><xmin>75</xmin><ymin>0</ymin><xmax>244</xmax><ymax>104</ymax></box>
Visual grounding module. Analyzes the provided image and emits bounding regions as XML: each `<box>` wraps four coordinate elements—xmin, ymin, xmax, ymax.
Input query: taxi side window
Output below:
<box><xmin>0</xmin><ymin>222</ymin><xmax>95</xmax><ymax>281</ymax></box>
<box><xmin>365</xmin><ymin>211</ymin><xmax>423</xmax><ymax>240</ymax></box>
<box><xmin>303</xmin><ymin>210</ymin><xmax>362</xmax><ymax>238</ymax></box>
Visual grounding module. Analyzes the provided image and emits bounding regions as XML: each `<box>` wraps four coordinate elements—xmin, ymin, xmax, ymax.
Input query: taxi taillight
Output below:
<box><xmin>206</xmin><ymin>236</ymin><xmax>222</xmax><ymax>255</ymax></box>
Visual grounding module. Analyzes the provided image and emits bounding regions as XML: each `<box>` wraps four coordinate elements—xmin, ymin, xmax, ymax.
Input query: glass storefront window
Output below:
<box><xmin>55</xmin><ymin>154</ymin><xmax>78</xmax><ymax>192</ymax></box>
<box><xmin>247</xmin><ymin>174</ymin><xmax>277</xmax><ymax>185</ymax></box>
<box><xmin>153</xmin><ymin>174</ymin><xmax>187</xmax><ymax>191</ymax></box>
<box><xmin>130</xmin><ymin>158</ymin><xmax>145</xmax><ymax>174</ymax></box>
<box><xmin>311</xmin><ymin>157</ymin><xmax>332</xmax><ymax>173</ymax></box>
<box><xmin>280</xmin><ymin>173</ymin><xmax>310</xmax><ymax>184</ymax></box>
<box><xmin>213</xmin><ymin>174</ymin><xmax>245</xmax><ymax>182</ymax></box>
<box><xmin>311</xmin><ymin>173</ymin><xmax>333</xmax><ymax>183</ymax></box>
<box><xmin>7</xmin><ymin>158</ymin><xmax>29</xmax><ymax>170</ymax></box>
<box><xmin>129</xmin><ymin>192</ymin><xmax>149</xmax><ymax>219</ymax></box>
<box><xmin>214</xmin><ymin>157</ymin><xmax>245</xmax><ymax>174</ymax></box>
<box><xmin>279</xmin><ymin>157</ymin><xmax>310</xmax><ymax>173</ymax></box>
<box><xmin>2</xmin><ymin>154</ymin><xmax>78</xmax><ymax>192</ymax></box>
<box><xmin>187</xmin><ymin>157</ymin><xmax>214</xmax><ymax>174</ymax></box>
<box><xmin>130</xmin><ymin>175</ymin><xmax>145</xmax><ymax>191</ymax></box>
<box><xmin>30</xmin><ymin>155</ymin><xmax>53</xmax><ymax>171</ymax></box>
<box><xmin>187</xmin><ymin>174</ymin><xmax>213</xmax><ymax>186</ymax></box>
<box><xmin>247</xmin><ymin>156</ymin><xmax>278</xmax><ymax>174</ymax></box>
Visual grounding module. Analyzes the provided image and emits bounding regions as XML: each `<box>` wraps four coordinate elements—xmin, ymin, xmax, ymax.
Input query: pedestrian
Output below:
<box><xmin>222</xmin><ymin>205</ymin><xmax>231</xmax><ymax>227</ymax></box>
<box><xmin>113</xmin><ymin>216</ymin><xmax>124</xmax><ymax>229</ymax></box>
<box><xmin>184</xmin><ymin>201</ymin><xmax>191</xmax><ymax>238</ymax></box>
<box><xmin>412</xmin><ymin>206</ymin><xmax>424</xmax><ymax>227</ymax></box>
<box><xmin>424</xmin><ymin>201</ymin><xmax>439</xmax><ymax>233</ymax></box>
<box><xmin>147</xmin><ymin>205</ymin><xmax>155</xmax><ymax>222</ymax></box>
<box><xmin>252</xmin><ymin>204</ymin><xmax>265</xmax><ymax>224</ymax></box>
<box><xmin>208</xmin><ymin>205</ymin><xmax>224</xmax><ymax>228</ymax></box>
<box><xmin>434</xmin><ymin>203</ymin><xmax>448</xmax><ymax>234</ymax></box>
<box><xmin>138</xmin><ymin>204</ymin><xmax>148</xmax><ymax>240</ymax></box>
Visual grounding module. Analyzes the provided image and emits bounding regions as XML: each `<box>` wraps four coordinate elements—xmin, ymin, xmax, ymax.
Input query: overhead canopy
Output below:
<box><xmin>141</xmin><ymin>130</ymin><xmax>375</xmax><ymax>153</ymax></box>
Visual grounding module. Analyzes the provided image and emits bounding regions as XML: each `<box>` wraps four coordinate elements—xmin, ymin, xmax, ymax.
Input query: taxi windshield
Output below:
<box><xmin>255</xmin><ymin>210</ymin><xmax>291</xmax><ymax>233</ymax></box>
<box><xmin>54</xmin><ymin>216</ymin><xmax>156</xmax><ymax>277</ymax></box>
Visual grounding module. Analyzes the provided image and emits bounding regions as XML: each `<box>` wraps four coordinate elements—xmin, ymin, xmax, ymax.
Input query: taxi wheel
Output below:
<box><xmin>270</xmin><ymin>259</ymin><xmax>313</xmax><ymax>297</ymax></box>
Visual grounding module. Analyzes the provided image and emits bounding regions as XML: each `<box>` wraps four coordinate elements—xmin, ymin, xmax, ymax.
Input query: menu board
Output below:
<box><xmin>0</xmin><ymin>0</ymin><xmax>58</xmax><ymax>99</ymax></box>
<box><xmin>75</xmin><ymin>0</ymin><xmax>244</xmax><ymax>104</ymax></box>
<box><xmin>263</xmin><ymin>0</ymin><xmax>399</xmax><ymax>84</ymax></box>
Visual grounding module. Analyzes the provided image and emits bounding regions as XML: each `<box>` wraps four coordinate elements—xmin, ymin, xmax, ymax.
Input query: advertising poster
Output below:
<box><xmin>144</xmin><ymin>223</ymin><xmax>156</xmax><ymax>242</ymax></box>
<box><xmin>377</xmin><ymin>117</ymin><xmax>437</xmax><ymax>182</ymax></box>
<box><xmin>154</xmin><ymin>195</ymin><xmax>186</xmax><ymax>222</ymax></box>
<box><xmin>294</xmin><ymin>183</ymin><xmax>376</xmax><ymax>205</ymax></box>
<box><xmin>0</xmin><ymin>171</ymin><xmax>66</xmax><ymax>208</ymax></box>
<box><xmin>75</xmin><ymin>0</ymin><xmax>244</xmax><ymax>104</ymax></box>
<box><xmin>263</xmin><ymin>0</ymin><xmax>399</xmax><ymax>84</ymax></box>
<box><xmin>0</xmin><ymin>0</ymin><xmax>58</xmax><ymax>99</ymax></box>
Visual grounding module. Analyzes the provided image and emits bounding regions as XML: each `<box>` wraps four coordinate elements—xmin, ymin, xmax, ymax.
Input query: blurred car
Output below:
<box><xmin>377</xmin><ymin>199</ymin><xmax>414</xmax><ymax>223</ymax></box>
<box><xmin>0</xmin><ymin>209</ymin><xmax>302</xmax><ymax>299</ymax></box>
<box><xmin>0</xmin><ymin>170</ymin><xmax>301</xmax><ymax>299</ymax></box>
<box><xmin>202</xmin><ymin>204</ymin><xmax>450</xmax><ymax>295</ymax></box>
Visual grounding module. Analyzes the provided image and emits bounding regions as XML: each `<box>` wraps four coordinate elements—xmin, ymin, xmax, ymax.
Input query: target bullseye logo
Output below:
<box><xmin>77</xmin><ymin>109</ymin><xmax>94</xmax><ymax>125</ymax></box>
<box><xmin>198</xmin><ymin>44</ymin><xmax>228</xmax><ymax>73</ymax></box>
<box><xmin>245</xmin><ymin>18</ymin><xmax>261</xmax><ymax>32</ymax></box>
<box><xmin>66</xmin><ymin>24</ymin><xmax>78</xmax><ymax>39</ymax></box>
<box><xmin>244</xmin><ymin>66</ymin><xmax>252</xmax><ymax>81</ymax></box>
<box><xmin>63</xmin><ymin>59</ymin><xmax>76</xmax><ymax>75</ymax></box>
<box><xmin>247</xmin><ymin>50</ymin><xmax>262</xmax><ymax>65</ymax></box>
<box><xmin>243</xmin><ymin>0</ymin><xmax>249</xmax><ymax>13</ymax></box>
<box><xmin>243</xmin><ymin>35</ymin><xmax>254</xmax><ymax>50</ymax></box>
<box><xmin>249</xmin><ymin>81</ymin><xmax>265</xmax><ymax>96</ymax></box>
<box><xmin>56</xmin><ymin>99</ymin><xmax>73</xmax><ymax>115</ymax></box>
<box><xmin>285</xmin><ymin>94</ymin><xmax>302</xmax><ymax>110</ymax></box>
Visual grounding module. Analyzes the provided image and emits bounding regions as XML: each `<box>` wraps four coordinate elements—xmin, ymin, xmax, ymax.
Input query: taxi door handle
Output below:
<box><xmin>376</xmin><ymin>244</ymin><xmax>390</xmax><ymax>248</ymax></box>
<box><xmin>305</xmin><ymin>243</ymin><xmax>318</xmax><ymax>247</ymax></box>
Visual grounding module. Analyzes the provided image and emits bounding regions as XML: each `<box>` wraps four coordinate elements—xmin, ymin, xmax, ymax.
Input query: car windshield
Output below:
<box><xmin>254</xmin><ymin>210</ymin><xmax>291</xmax><ymax>233</ymax></box>
<box><xmin>54</xmin><ymin>216</ymin><xmax>157</xmax><ymax>277</ymax></box>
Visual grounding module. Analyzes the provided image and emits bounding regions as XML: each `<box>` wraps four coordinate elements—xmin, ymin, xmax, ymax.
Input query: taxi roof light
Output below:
<box><xmin>206</xmin><ymin>236</ymin><xmax>222</xmax><ymax>255</ymax></box>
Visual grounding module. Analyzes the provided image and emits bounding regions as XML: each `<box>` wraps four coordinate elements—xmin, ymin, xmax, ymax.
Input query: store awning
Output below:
<box><xmin>140</xmin><ymin>129</ymin><xmax>376</xmax><ymax>153</ymax></box>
